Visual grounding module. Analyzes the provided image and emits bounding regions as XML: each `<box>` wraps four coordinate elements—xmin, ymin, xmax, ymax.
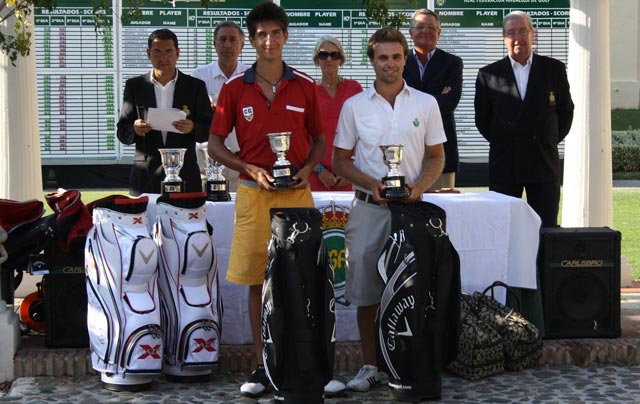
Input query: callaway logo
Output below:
<box><xmin>193</xmin><ymin>338</ymin><xmax>216</xmax><ymax>353</ymax></box>
<box><xmin>138</xmin><ymin>344</ymin><xmax>161</xmax><ymax>359</ymax></box>
<box><xmin>192</xmin><ymin>243</ymin><xmax>209</xmax><ymax>257</ymax></box>
<box><xmin>139</xmin><ymin>249</ymin><xmax>155</xmax><ymax>264</ymax></box>
<box><xmin>132</xmin><ymin>217</ymin><xmax>143</xmax><ymax>224</ymax></box>
<box><xmin>188</xmin><ymin>212</ymin><xmax>199</xmax><ymax>220</ymax></box>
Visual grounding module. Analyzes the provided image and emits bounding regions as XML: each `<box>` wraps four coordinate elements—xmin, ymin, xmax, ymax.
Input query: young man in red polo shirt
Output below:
<box><xmin>208</xmin><ymin>2</ymin><xmax>325</xmax><ymax>398</ymax></box>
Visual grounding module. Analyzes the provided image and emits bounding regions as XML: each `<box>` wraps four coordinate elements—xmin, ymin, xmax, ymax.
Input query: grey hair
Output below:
<box><xmin>214</xmin><ymin>21</ymin><xmax>245</xmax><ymax>42</ymax></box>
<box><xmin>312</xmin><ymin>35</ymin><xmax>346</xmax><ymax>66</ymax></box>
<box><xmin>410</xmin><ymin>8</ymin><xmax>441</xmax><ymax>31</ymax></box>
<box><xmin>502</xmin><ymin>10</ymin><xmax>534</xmax><ymax>33</ymax></box>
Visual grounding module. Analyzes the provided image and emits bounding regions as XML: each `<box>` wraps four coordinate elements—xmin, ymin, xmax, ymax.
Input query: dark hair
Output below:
<box><xmin>246</xmin><ymin>1</ymin><xmax>288</xmax><ymax>38</ymax></box>
<box><xmin>366</xmin><ymin>26</ymin><xmax>409</xmax><ymax>59</ymax></box>
<box><xmin>148</xmin><ymin>29</ymin><xmax>179</xmax><ymax>49</ymax></box>
<box><xmin>214</xmin><ymin>21</ymin><xmax>245</xmax><ymax>42</ymax></box>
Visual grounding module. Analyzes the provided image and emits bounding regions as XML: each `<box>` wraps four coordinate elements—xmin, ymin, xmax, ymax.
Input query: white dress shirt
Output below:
<box><xmin>151</xmin><ymin>69</ymin><xmax>178</xmax><ymax>144</ymax></box>
<box><xmin>509</xmin><ymin>52</ymin><xmax>533</xmax><ymax>101</ymax></box>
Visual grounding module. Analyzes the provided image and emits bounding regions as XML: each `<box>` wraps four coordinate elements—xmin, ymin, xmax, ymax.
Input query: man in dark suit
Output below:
<box><xmin>404</xmin><ymin>8</ymin><xmax>463</xmax><ymax>190</ymax></box>
<box><xmin>475</xmin><ymin>10</ymin><xmax>574</xmax><ymax>227</ymax></box>
<box><xmin>117</xmin><ymin>29</ymin><xmax>213</xmax><ymax>196</ymax></box>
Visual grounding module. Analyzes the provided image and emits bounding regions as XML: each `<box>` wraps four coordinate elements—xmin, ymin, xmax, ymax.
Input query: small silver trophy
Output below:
<box><xmin>205</xmin><ymin>156</ymin><xmax>230</xmax><ymax>201</ymax></box>
<box><xmin>380</xmin><ymin>144</ymin><xmax>410</xmax><ymax>199</ymax></box>
<box><xmin>267</xmin><ymin>132</ymin><xmax>299</xmax><ymax>188</ymax></box>
<box><xmin>159</xmin><ymin>148</ymin><xmax>186</xmax><ymax>194</ymax></box>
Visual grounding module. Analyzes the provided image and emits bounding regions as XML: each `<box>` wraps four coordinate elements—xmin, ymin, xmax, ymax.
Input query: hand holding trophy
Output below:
<box><xmin>380</xmin><ymin>144</ymin><xmax>410</xmax><ymax>199</ymax></box>
<box><xmin>159</xmin><ymin>148</ymin><xmax>187</xmax><ymax>194</ymax></box>
<box><xmin>205</xmin><ymin>156</ymin><xmax>231</xmax><ymax>201</ymax></box>
<box><xmin>267</xmin><ymin>132</ymin><xmax>300</xmax><ymax>188</ymax></box>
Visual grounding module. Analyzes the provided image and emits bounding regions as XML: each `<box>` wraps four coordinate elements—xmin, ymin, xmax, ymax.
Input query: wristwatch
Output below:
<box><xmin>315</xmin><ymin>165</ymin><xmax>325</xmax><ymax>174</ymax></box>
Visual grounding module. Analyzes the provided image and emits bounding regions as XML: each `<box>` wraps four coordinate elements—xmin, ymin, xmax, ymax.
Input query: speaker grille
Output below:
<box><xmin>540</xmin><ymin>227</ymin><xmax>621</xmax><ymax>339</ymax></box>
<box><xmin>44</xmin><ymin>273</ymin><xmax>89</xmax><ymax>348</ymax></box>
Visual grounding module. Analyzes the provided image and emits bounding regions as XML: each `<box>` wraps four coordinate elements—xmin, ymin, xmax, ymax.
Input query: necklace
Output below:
<box><xmin>322</xmin><ymin>77</ymin><xmax>342</xmax><ymax>88</ymax></box>
<box><xmin>255</xmin><ymin>70</ymin><xmax>284</xmax><ymax>94</ymax></box>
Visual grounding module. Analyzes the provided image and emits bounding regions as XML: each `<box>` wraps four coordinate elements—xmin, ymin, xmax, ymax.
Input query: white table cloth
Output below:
<box><xmin>144</xmin><ymin>191</ymin><xmax>541</xmax><ymax>344</ymax></box>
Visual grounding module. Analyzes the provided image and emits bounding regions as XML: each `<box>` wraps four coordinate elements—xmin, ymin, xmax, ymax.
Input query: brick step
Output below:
<box><xmin>14</xmin><ymin>339</ymin><xmax>640</xmax><ymax>378</ymax></box>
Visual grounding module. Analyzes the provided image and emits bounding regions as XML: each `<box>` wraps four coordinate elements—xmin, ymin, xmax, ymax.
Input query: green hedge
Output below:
<box><xmin>612</xmin><ymin>131</ymin><xmax>640</xmax><ymax>172</ymax></box>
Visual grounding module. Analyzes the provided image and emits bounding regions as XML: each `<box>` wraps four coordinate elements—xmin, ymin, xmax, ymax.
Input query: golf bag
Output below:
<box><xmin>46</xmin><ymin>189</ymin><xmax>93</xmax><ymax>255</ymax></box>
<box><xmin>84</xmin><ymin>195</ymin><xmax>163</xmax><ymax>391</ymax></box>
<box><xmin>376</xmin><ymin>202</ymin><xmax>461</xmax><ymax>402</ymax></box>
<box><xmin>154</xmin><ymin>192</ymin><xmax>222</xmax><ymax>380</ymax></box>
<box><xmin>262</xmin><ymin>208</ymin><xmax>335</xmax><ymax>404</ymax></box>
<box><xmin>0</xmin><ymin>198</ymin><xmax>55</xmax><ymax>303</ymax></box>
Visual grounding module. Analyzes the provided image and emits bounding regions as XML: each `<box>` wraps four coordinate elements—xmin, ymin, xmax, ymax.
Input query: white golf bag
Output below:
<box><xmin>84</xmin><ymin>195</ymin><xmax>163</xmax><ymax>391</ymax></box>
<box><xmin>154</xmin><ymin>192</ymin><xmax>222</xmax><ymax>380</ymax></box>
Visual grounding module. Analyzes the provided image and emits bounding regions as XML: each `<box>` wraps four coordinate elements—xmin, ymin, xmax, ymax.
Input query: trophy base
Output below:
<box><xmin>271</xmin><ymin>164</ymin><xmax>299</xmax><ymax>188</ymax></box>
<box><xmin>381</xmin><ymin>175</ymin><xmax>409</xmax><ymax>199</ymax></box>
<box><xmin>272</xmin><ymin>177</ymin><xmax>301</xmax><ymax>188</ymax></box>
<box><xmin>161</xmin><ymin>180</ymin><xmax>185</xmax><ymax>195</ymax></box>
<box><xmin>206</xmin><ymin>180</ymin><xmax>230</xmax><ymax>201</ymax></box>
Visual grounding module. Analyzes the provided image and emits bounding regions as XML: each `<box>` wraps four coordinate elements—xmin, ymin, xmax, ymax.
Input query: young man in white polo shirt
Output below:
<box><xmin>333</xmin><ymin>26</ymin><xmax>446</xmax><ymax>392</ymax></box>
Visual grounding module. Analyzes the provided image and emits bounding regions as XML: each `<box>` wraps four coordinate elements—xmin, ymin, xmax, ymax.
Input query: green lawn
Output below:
<box><xmin>611</xmin><ymin>108</ymin><xmax>640</xmax><ymax>131</ymax></box>
<box><xmin>42</xmin><ymin>187</ymin><xmax>640</xmax><ymax>280</ymax></box>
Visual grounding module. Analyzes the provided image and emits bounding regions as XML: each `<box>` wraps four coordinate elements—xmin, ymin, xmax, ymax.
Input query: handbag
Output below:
<box><xmin>447</xmin><ymin>294</ymin><xmax>504</xmax><ymax>380</ymax></box>
<box><xmin>471</xmin><ymin>281</ymin><xmax>543</xmax><ymax>371</ymax></box>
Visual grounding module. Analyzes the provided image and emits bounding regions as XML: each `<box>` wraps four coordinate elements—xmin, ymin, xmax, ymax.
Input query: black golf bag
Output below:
<box><xmin>262</xmin><ymin>208</ymin><xmax>335</xmax><ymax>404</ymax></box>
<box><xmin>154</xmin><ymin>192</ymin><xmax>222</xmax><ymax>381</ymax></box>
<box><xmin>84</xmin><ymin>195</ymin><xmax>163</xmax><ymax>391</ymax></box>
<box><xmin>376</xmin><ymin>202</ymin><xmax>461</xmax><ymax>402</ymax></box>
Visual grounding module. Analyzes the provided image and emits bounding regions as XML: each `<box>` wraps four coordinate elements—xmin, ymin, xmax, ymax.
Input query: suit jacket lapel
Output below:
<box><xmin>143</xmin><ymin>73</ymin><xmax>157</xmax><ymax>108</ymax></box>
<box><xmin>422</xmin><ymin>48</ymin><xmax>443</xmax><ymax>87</ymax></box>
<box><xmin>405</xmin><ymin>51</ymin><xmax>422</xmax><ymax>86</ymax></box>
<box><xmin>523</xmin><ymin>54</ymin><xmax>543</xmax><ymax>106</ymax></box>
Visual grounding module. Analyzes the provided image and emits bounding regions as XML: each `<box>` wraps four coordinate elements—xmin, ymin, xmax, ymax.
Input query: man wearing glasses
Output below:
<box><xmin>404</xmin><ymin>8</ymin><xmax>463</xmax><ymax>191</ymax></box>
<box><xmin>474</xmin><ymin>10</ymin><xmax>574</xmax><ymax>227</ymax></box>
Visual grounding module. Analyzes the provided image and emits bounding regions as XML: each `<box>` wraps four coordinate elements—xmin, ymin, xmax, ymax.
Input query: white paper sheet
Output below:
<box><xmin>146</xmin><ymin>107</ymin><xmax>187</xmax><ymax>133</ymax></box>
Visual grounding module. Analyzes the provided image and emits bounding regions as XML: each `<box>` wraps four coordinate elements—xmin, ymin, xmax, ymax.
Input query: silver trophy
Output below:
<box><xmin>267</xmin><ymin>132</ymin><xmax>299</xmax><ymax>187</ymax></box>
<box><xmin>380</xmin><ymin>144</ymin><xmax>410</xmax><ymax>199</ymax></box>
<box><xmin>159</xmin><ymin>148</ymin><xmax>186</xmax><ymax>194</ymax></box>
<box><xmin>205</xmin><ymin>156</ymin><xmax>230</xmax><ymax>201</ymax></box>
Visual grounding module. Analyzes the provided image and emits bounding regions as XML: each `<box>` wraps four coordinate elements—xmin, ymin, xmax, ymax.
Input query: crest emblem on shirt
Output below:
<box><xmin>243</xmin><ymin>106</ymin><xmax>254</xmax><ymax>122</ymax></box>
<box><xmin>413</xmin><ymin>118</ymin><xmax>420</xmax><ymax>127</ymax></box>
<box><xmin>548</xmin><ymin>91</ymin><xmax>556</xmax><ymax>107</ymax></box>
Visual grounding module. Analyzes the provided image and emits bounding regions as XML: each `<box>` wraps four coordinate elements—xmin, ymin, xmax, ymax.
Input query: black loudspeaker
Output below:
<box><xmin>44</xmin><ymin>272</ymin><xmax>89</xmax><ymax>348</ymax></box>
<box><xmin>539</xmin><ymin>227</ymin><xmax>621</xmax><ymax>339</ymax></box>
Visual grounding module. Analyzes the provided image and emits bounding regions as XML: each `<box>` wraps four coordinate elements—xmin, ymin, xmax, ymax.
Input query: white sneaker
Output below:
<box><xmin>346</xmin><ymin>364</ymin><xmax>382</xmax><ymax>392</ymax></box>
<box><xmin>324</xmin><ymin>379</ymin><xmax>346</xmax><ymax>396</ymax></box>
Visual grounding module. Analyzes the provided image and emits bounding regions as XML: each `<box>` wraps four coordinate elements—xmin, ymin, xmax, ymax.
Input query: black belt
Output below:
<box><xmin>355</xmin><ymin>190</ymin><xmax>385</xmax><ymax>206</ymax></box>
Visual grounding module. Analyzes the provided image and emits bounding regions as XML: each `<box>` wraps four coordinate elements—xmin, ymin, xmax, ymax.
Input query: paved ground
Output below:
<box><xmin>2</xmin><ymin>366</ymin><xmax>640</xmax><ymax>403</ymax></box>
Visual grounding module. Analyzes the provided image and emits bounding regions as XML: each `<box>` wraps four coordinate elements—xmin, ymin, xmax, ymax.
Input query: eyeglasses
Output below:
<box><xmin>317</xmin><ymin>51</ymin><xmax>341</xmax><ymax>60</ymax></box>
<box><xmin>504</xmin><ymin>29</ymin><xmax>531</xmax><ymax>39</ymax></box>
<box><xmin>411</xmin><ymin>24</ymin><xmax>439</xmax><ymax>33</ymax></box>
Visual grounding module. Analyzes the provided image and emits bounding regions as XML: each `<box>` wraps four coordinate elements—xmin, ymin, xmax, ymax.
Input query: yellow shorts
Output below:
<box><xmin>226</xmin><ymin>182</ymin><xmax>315</xmax><ymax>285</ymax></box>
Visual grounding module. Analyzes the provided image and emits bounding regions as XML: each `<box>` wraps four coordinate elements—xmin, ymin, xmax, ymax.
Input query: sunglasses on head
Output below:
<box><xmin>317</xmin><ymin>51</ymin><xmax>341</xmax><ymax>60</ymax></box>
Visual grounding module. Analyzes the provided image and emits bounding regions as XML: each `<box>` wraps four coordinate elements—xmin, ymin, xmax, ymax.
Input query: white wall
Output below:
<box><xmin>610</xmin><ymin>0</ymin><xmax>640</xmax><ymax>109</ymax></box>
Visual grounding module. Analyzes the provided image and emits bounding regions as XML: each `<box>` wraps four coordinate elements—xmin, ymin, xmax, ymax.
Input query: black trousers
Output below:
<box><xmin>490</xmin><ymin>182</ymin><xmax>560</xmax><ymax>227</ymax></box>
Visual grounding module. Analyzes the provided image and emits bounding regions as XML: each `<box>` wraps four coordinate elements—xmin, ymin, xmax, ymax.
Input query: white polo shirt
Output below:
<box><xmin>334</xmin><ymin>81</ymin><xmax>446</xmax><ymax>192</ymax></box>
<box><xmin>192</xmin><ymin>61</ymin><xmax>248</xmax><ymax>152</ymax></box>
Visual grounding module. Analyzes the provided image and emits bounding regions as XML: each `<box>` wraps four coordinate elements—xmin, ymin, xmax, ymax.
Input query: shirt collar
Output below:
<box><xmin>412</xmin><ymin>47</ymin><xmax>435</xmax><ymax>63</ymax></box>
<box><xmin>367</xmin><ymin>80</ymin><xmax>411</xmax><ymax>100</ymax></box>
<box><xmin>150</xmin><ymin>69</ymin><xmax>179</xmax><ymax>85</ymax></box>
<box><xmin>509</xmin><ymin>52</ymin><xmax>533</xmax><ymax>69</ymax></box>
<box><xmin>243</xmin><ymin>62</ymin><xmax>296</xmax><ymax>83</ymax></box>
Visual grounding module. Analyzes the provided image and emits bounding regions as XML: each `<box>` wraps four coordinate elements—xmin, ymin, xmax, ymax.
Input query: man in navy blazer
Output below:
<box><xmin>404</xmin><ymin>8</ymin><xmax>463</xmax><ymax>190</ymax></box>
<box><xmin>117</xmin><ymin>29</ymin><xmax>213</xmax><ymax>196</ymax></box>
<box><xmin>475</xmin><ymin>11</ymin><xmax>574</xmax><ymax>227</ymax></box>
